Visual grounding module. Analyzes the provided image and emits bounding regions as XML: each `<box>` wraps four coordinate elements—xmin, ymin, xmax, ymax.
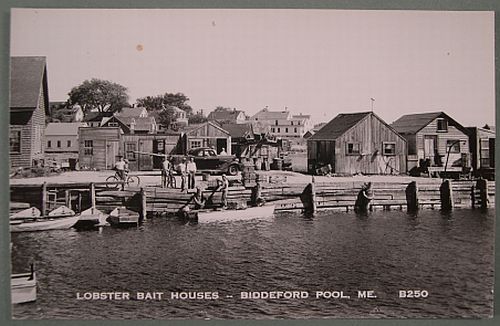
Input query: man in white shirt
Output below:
<box><xmin>161</xmin><ymin>156</ymin><xmax>171</xmax><ymax>188</ymax></box>
<box><xmin>179</xmin><ymin>157</ymin><xmax>187</xmax><ymax>192</ymax></box>
<box><xmin>186</xmin><ymin>157</ymin><xmax>197</xmax><ymax>189</ymax></box>
<box><xmin>114</xmin><ymin>157</ymin><xmax>126</xmax><ymax>181</ymax></box>
<box><xmin>219</xmin><ymin>147</ymin><xmax>228</xmax><ymax>155</ymax></box>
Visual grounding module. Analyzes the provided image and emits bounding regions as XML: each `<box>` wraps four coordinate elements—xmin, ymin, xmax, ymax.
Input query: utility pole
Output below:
<box><xmin>370</xmin><ymin>98</ymin><xmax>375</xmax><ymax>112</ymax></box>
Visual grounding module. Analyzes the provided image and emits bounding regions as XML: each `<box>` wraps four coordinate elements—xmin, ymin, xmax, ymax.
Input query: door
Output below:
<box><xmin>153</xmin><ymin>139</ymin><xmax>165</xmax><ymax>169</ymax></box>
<box><xmin>105</xmin><ymin>141</ymin><xmax>119</xmax><ymax>170</ymax></box>
<box><xmin>423</xmin><ymin>136</ymin><xmax>437</xmax><ymax>166</ymax></box>
<box><xmin>138</xmin><ymin>140</ymin><xmax>153</xmax><ymax>171</ymax></box>
<box><xmin>216</xmin><ymin>138</ymin><xmax>227</xmax><ymax>155</ymax></box>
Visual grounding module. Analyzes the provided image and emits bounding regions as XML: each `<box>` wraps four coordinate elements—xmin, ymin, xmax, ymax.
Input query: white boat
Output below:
<box><xmin>47</xmin><ymin>205</ymin><xmax>75</xmax><ymax>217</ymax></box>
<box><xmin>195</xmin><ymin>205</ymin><xmax>275</xmax><ymax>223</ymax></box>
<box><xmin>10</xmin><ymin>214</ymin><xmax>80</xmax><ymax>232</ymax></box>
<box><xmin>107</xmin><ymin>207</ymin><xmax>140</xmax><ymax>228</ymax></box>
<box><xmin>74</xmin><ymin>207</ymin><xmax>108</xmax><ymax>230</ymax></box>
<box><xmin>11</xmin><ymin>265</ymin><xmax>36</xmax><ymax>304</ymax></box>
<box><xmin>10</xmin><ymin>207</ymin><xmax>41</xmax><ymax>220</ymax></box>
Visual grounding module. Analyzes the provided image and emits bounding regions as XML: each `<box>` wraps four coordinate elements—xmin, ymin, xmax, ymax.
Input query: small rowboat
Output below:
<box><xmin>11</xmin><ymin>264</ymin><xmax>36</xmax><ymax>304</ymax></box>
<box><xmin>74</xmin><ymin>207</ymin><xmax>108</xmax><ymax>230</ymax></box>
<box><xmin>10</xmin><ymin>207</ymin><xmax>41</xmax><ymax>220</ymax></box>
<box><xmin>193</xmin><ymin>205</ymin><xmax>275</xmax><ymax>223</ymax></box>
<box><xmin>107</xmin><ymin>207</ymin><xmax>140</xmax><ymax>228</ymax></box>
<box><xmin>10</xmin><ymin>206</ymin><xmax>79</xmax><ymax>232</ymax></box>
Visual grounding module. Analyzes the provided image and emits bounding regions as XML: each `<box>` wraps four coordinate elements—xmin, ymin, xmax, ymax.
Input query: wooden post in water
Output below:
<box><xmin>439</xmin><ymin>179</ymin><xmax>453</xmax><ymax>211</ymax></box>
<box><xmin>251</xmin><ymin>181</ymin><xmax>264</xmax><ymax>206</ymax></box>
<box><xmin>90</xmin><ymin>183</ymin><xmax>96</xmax><ymax>208</ymax></box>
<box><xmin>405</xmin><ymin>181</ymin><xmax>419</xmax><ymax>212</ymax></box>
<box><xmin>65</xmin><ymin>190</ymin><xmax>71</xmax><ymax>209</ymax></box>
<box><xmin>41</xmin><ymin>182</ymin><xmax>47</xmax><ymax>215</ymax></box>
<box><xmin>476</xmin><ymin>177</ymin><xmax>489</xmax><ymax>209</ymax></box>
<box><xmin>140</xmin><ymin>187</ymin><xmax>147</xmax><ymax>222</ymax></box>
<box><xmin>300</xmin><ymin>176</ymin><xmax>317</xmax><ymax>215</ymax></box>
<box><xmin>354</xmin><ymin>182</ymin><xmax>373</xmax><ymax>213</ymax></box>
<box><xmin>470</xmin><ymin>185</ymin><xmax>476</xmax><ymax>208</ymax></box>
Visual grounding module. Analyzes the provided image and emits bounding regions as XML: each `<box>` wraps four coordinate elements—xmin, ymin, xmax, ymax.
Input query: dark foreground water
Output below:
<box><xmin>11</xmin><ymin>209</ymin><xmax>495</xmax><ymax>319</ymax></box>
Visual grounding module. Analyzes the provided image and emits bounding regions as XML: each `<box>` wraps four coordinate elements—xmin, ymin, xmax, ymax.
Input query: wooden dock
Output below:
<box><xmin>10</xmin><ymin>178</ymin><xmax>495</xmax><ymax>217</ymax></box>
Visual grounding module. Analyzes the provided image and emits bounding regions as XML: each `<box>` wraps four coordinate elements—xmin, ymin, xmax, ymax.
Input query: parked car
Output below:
<box><xmin>172</xmin><ymin>148</ymin><xmax>241</xmax><ymax>176</ymax></box>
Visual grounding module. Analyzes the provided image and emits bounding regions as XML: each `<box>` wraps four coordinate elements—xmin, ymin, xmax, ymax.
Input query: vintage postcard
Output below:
<box><xmin>7</xmin><ymin>8</ymin><xmax>495</xmax><ymax>320</ymax></box>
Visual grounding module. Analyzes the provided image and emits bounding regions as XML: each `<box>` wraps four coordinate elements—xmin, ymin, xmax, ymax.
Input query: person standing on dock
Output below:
<box><xmin>186</xmin><ymin>157</ymin><xmax>197</xmax><ymax>189</ymax></box>
<box><xmin>179</xmin><ymin>157</ymin><xmax>187</xmax><ymax>192</ymax></box>
<box><xmin>161</xmin><ymin>156</ymin><xmax>171</xmax><ymax>188</ymax></box>
<box><xmin>220</xmin><ymin>174</ymin><xmax>229</xmax><ymax>209</ymax></box>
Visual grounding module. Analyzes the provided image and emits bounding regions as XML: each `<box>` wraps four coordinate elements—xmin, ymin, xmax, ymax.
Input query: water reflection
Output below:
<box><xmin>11</xmin><ymin>209</ymin><xmax>494</xmax><ymax>320</ymax></box>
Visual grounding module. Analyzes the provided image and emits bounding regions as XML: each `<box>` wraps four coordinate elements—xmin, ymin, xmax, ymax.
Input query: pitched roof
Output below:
<box><xmin>390</xmin><ymin>112</ymin><xmax>444</xmax><ymax>134</ymax></box>
<box><xmin>310</xmin><ymin>112</ymin><xmax>371</xmax><ymax>140</ymax></box>
<box><xmin>10</xmin><ymin>56</ymin><xmax>49</xmax><ymax>113</ymax></box>
<box><xmin>391</xmin><ymin>111</ymin><xmax>469</xmax><ymax>135</ymax></box>
<box><xmin>106</xmin><ymin>116</ymin><xmax>156</xmax><ymax>132</ymax></box>
<box><xmin>220</xmin><ymin>122</ymin><xmax>254</xmax><ymax>139</ymax></box>
<box><xmin>184</xmin><ymin>121</ymin><xmax>230</xmax><ymax>136</ymax></box>
<box><xmin>208</xmin><ymin>109</ymin><xmax>245</xmax><ymax>121</ymax></box>
<box><xmin>251</xmin><ymin>109</ymin><xmax>290</xmax><ymax>121</ymax></box>
<box><xmin>45</xmin><ymin>122</ymin><xmax>88</xmax><ymax>136</ymax></box>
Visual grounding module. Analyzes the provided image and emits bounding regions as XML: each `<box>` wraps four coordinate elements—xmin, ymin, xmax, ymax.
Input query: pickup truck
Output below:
<box><xmin>172</xmin><ymin>147</ymin><xmax>241</xmax><ymax>176</ymax></box>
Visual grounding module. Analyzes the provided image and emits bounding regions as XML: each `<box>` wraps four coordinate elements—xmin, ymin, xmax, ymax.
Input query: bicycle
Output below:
<box><xmin>106</xmin><ymin>171</ymin><xmax>141</xmax><ymax>189</ymax></box>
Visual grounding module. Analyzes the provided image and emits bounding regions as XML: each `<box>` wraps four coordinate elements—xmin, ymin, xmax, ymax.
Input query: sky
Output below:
<box><xmin>10</xmin><ymin>9</ymin><xmax>495</xmax><ymax>126</ymax></box>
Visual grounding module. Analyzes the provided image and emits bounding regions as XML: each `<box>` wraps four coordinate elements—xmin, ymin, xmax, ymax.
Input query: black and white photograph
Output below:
<box><xmin>7</xmin><ymin>8</ymin><xmax>495</xmax><ymax>320</ymax></box>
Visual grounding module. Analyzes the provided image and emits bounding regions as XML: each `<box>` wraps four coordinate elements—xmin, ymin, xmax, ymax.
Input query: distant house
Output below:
<box><xmin>83</xmin><ymin>111</ymin><xmax>113</xmax><ymax>127</ymax></box>
<box><xmin>467</xmin><ymin>126</ymin><xmax>495</xmax><ymax>179</ymax></box>
<box><xmin>249</xmin><ymin>108</ymin><xmax>313</xmax><ymax>138</ymax></box>
<box><xmin>183</xmin><ymin>121</ymin><xmax>232</xmax><ymax>155</ymax></box>
<box><xmin>101</xmin><ymin>115</ymin><xmax>158</xmax><ymax>134</ymax></box>
<box><xmin>391</xmin><ymin>112</ymin><xmax>470</xmax><ymax>172</ymax></box>
<box><xmin>220</xmin><ymin>123</ymin><xmax>255</xmax><ymax>157</ymax></box>
<box><xmin>45</xmin><ymin>122</ymin><xmax>87</xmax><ymax>169</ymax></box>
<box><xmin>208</xmin><ymin>108</ymin><xmax>247</xmax><ymax>124</ymax></box>
<box><xmin>50</xmin><ymin>102</ymin><xmax>84</xmax><ymax>122</ymax></box>
<box><xmin>10</xmin><ymin>56</ymin><xmax>50</xmax><ymax>168</ymax></box>
<box><xmin>308</xmin><ymin>112</ymin><xmax>407</xmax><ymax>175</ymax></box>
<box><xmin>148</xmin><ymin>105</ymin><xmax>189</xmax><ymax>131</ymax></box>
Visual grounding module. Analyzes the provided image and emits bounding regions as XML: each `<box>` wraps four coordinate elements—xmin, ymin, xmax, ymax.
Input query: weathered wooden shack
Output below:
<box><xmin>78</xmin><ymin>127</ymin><xmax>122</xmax><ymax>170</ymax></box>
<box><xmin>391</xmin><ymin>112</ymin><xmax>470</xmax><ymax>173</ymax></box>
<box><xmin>307</xmin><ymin>112</ymin><xmax>407</xmax><ymax>175</ymax></box>
<box><xmin>10</xmin><ymin>56</ymin><xmax>50</xmax><ymax>168</ymax></box>
<box><xmin>467</xmin><ymin>126</ymin><xmax>495</xmax><ymax>179</ymax></box>
<box><xmin>183</xmin><ymin>121</ymin><xmax>232</xmax><ymax>155</ymax></box>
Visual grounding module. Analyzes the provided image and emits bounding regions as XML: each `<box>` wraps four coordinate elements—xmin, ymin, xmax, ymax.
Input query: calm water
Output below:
<box><xmin>11</xmin><ymin>209</ymin><xmax>495</xmax><ymax>319</ymax></box>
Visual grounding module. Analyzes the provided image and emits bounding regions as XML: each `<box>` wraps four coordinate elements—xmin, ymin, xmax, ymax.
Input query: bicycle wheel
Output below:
<box><xmin>105</xmin><ymin>176</ymin><xmax>120</xmax><ymax>189</ymax></box>
<box><xmin>127</xmin><ymin>176</ymin><xmax>141</xmax><ymax>188</ymax></box>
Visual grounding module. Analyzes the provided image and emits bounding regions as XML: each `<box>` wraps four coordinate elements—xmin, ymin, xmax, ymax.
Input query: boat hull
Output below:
<box><xmin>107</xmin><ymin>207</ymin><xmax>140</xmax><ymax>228</ymax></box>
<box><xmin>195</xmin><ymin>205</ymin><xmax>275</xmax><ymax>223</ymax></box>
<box><xmin>10</xmin><ymin>215</ymin><xmax>79</xmax><ymax>232</ymax></box>
<box><xmin>11</xmin><ymin>273</ymin><xmax>36</xmax><ymax>304</ymax></box>
<box><xmin>74</xmin><ymin>208</ymin><xmax>108</xmax><ymax>230</ymax></box>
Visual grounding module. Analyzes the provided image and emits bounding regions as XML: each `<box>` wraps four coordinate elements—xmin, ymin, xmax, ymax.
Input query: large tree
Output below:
<box><xmin>68</xmin><ymin>78</ymin><xmax>129</xmax><ymax>115</ymax></box>
<box><xmin>136</xmin><ymin>92</ymin><xmax>193</xmax><ymax>115</ymax></box>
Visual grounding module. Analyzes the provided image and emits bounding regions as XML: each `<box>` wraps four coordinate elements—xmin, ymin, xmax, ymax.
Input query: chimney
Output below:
<box><xmin>130</xmin><ymin>118</ymin><xmax>135</xmax><ymax>134</ymax></box>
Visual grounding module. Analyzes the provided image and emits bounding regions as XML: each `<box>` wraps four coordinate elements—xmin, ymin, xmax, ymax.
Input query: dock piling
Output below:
<box><xmin>405</xmin><ymin>181</ymin><xmax>419</xmax><ymax>212</ymax></box>
<box><xmin>440</xmin><ymin>179</ymin><xmax>453</xmax><ymax>211</ymax></box>
<box><xmin>476</xmin><ymin>178</ymin><xmax>489</xmax><ymax>209</ymax></box>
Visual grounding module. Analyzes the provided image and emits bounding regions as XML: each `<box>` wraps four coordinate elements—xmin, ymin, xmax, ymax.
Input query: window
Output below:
<box><xmin>84</xmin><ymin>140</ymin><xmax>93</xmax><ymax>155</ymax></box>
<box><xmin>57</xmin><ymin>140</ymin><xmax>61</xmax><ymax>148</ymax></box>
<box><xmin>10</xmin><ymin>130</ymin><xmax>21</xmax><ymax>153</ymax></box>
<box><xmin>298</xmin><ymin>121</ymin><xmax>301</xmax><ymax>125</ymax></box>
<box><xmin>346</xmin><ymin>143</ymin><xmax>360</xmax><ymax>155</ymax></box>
<box><xmin>125</xmin><ymin>142</ymin><xmax>137</xmax><ymax>159</ymax></box>
<box><xmin>67</xmin><ymin>140</ymin><xmax>72</xmax><ymax>147</ymax></box>
<box><xmin>272</xmin><ymin>128</ymin><xmax>275</xmax><ymax>133</ymax></box>
<box><xmin>437</xmin><ymin>118</ymin><xmax>448</xmax><ymax>132</ymax></box>
<box><xmin>47</xmin><ymin>140</ymin><xmax>52</xmax><ymax>148</ymax></box>
<box><xmin>191</xmin><ymin>140</ymin><xmax>202</xmax><ymax>149</ymax></box>
<box><xmin>108</xmin><ymin>122</ymin><xmax>119</xmax><ymax>127</ymax></box>
<box><xmin>291</xmin><ymin>121</ymin><xmax>294</xmax><ymax>126</ymax></box>
<box><xmin>275</xmin><ymin>120</ymin><xmax>278</xmax><ymax>126</ymax></box>
<box><xmin>285</xmin><ymin>128</ymin><xmax>289</xmax><ymax>133</ymax></box>
<box><xmin>446</xmin><ymin>140</ymin><xmax>461</xmax><ymax>153</ymax></box>
<box><xmin>277</xmin><ymin>128</ymin><xmax>281</xmax><ymax>133</ymax></box>
<box><xmin>382</xmin><ymin>142</ymin><xmax>396</xmax><ymax>155</ymax></box>
<box><xmin>294</xmin><ymin>127</ymin><xmax>298</xmax><ymax>133</ymax></box>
